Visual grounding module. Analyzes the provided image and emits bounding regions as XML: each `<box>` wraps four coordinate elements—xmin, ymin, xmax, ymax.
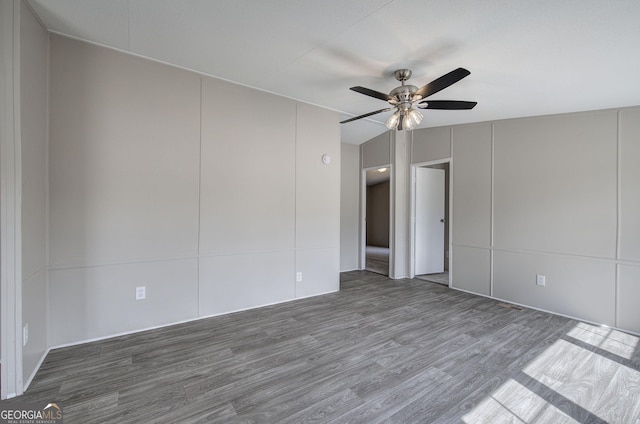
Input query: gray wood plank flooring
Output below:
<box><xmin>2</xmin><ymin>271</ymin><xmax>639</xmax><ymax>423</ymax></box>
<box><xmin>416</xmin><ymin>272</ymin><xmax>449</xmax><ymax>285</ymax></box>
<box><xmin>365</xmin><ymin>246</ymin><xmax>389</xmax><ymax>275</ymax></box>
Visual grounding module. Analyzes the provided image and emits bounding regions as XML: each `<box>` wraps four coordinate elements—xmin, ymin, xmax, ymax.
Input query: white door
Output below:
<box><xmin>415</xmin><ymin>167</ymin><xmax>445</xmax><ymax>275</ymax></box>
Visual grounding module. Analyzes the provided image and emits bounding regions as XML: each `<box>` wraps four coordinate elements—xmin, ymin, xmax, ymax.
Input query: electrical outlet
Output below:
<box><xmin>296</xmin><ymin>272</ymin><xmax>303</xmax><ymax>283</ymax></box>
<box><xmin>136</xmin><ymin>286</ymin><xmax>146</xmax><ymax>300</ymax></box>
<box><xmin>23</xmin><ymin>324</ymin><xmax>29</xmax><ymax>346</ymax></box>
<box><xmin>536</xmin><ymin>275</ymin><xmax>546</xmax><ymax>286</ymax></box>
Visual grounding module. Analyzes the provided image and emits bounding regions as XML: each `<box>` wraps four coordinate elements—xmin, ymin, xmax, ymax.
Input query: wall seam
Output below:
<box><xmin>449</xmin><ymin>127</ymin><xmax>452</xmax><ymax>279</ymax></box>
<box><xmin>13</xmin><ymin>0</ymin><xmax>24</xmax><ymax>393</ymax></box>
<box><xmin>485</xmin><ymin>246</ymin><xmax>618</xmax><ymax>262</ymax></box>
<box><xmin>449</xmin><ymin>128</ymin><xmax>454</xmax><ymax>287</ymax></box>
<box><xmin>294</xmin><ymin>103</ymin><xmax>298</xmax><ymax>298</ymax></box>
<box><xmin>615</xmin><ymin>110</ymin><xmax>622</xmax><ymax>327</ymax></box>
<box><xmin>45</xmin><ymin>28</ymin><xmax>51</xmax><ymax>358</ymax></box>
<box><xmin>196</xmin><ymin>77</ymin><xmax>203</xmax><ymax>317</ymax></box>
<box><xmin>126</xmin><ymin>0</ymin><xmax>131</xmax><ymax>51</ymax></box>
<box><xmin>616</xmin><ymin>110</ymin><xmax>621</xmax><ymax>261</ymax></box>
<box><xmin>490</xmin><ymin>123</ymin><xmax>495</xmax><ymax>297</ymax></box>
<box><xmin>359</xmin><ymin>144</ymin><xmax>365</xmax><ymax>270</ymax></box>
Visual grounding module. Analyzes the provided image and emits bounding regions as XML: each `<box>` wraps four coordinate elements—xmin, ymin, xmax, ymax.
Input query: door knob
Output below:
<box><xmin>440</xmin><ymin>219</ymin><xmax>446</xmax><ymax>223</ymax></box>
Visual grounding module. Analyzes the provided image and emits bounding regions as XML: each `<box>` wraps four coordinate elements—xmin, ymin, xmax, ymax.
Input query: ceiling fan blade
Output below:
<box><xmin>412</xmin><ymin>68</ymin><xmax>471</xmax><ymax>100</ymax></box>
<box><xmin>350</xmin><ymin>86</ymin><xmax>395</xmax><ymax>102</ymax></box>
<box><xmin>418</xmin><ymin>100</ymin><xmax>477</xmax><ymax>110</ymax></box>
<box><xmin>340</xmin><ymin>107</ymin><xmax>395</xmax><ymax>124</ymax></box>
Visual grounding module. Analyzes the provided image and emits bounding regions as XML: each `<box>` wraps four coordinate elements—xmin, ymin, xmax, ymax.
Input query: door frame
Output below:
<box><xmin>409</xmin><ymin>159</ymin><xmax>451</xmax><ymax>283</ymax></box>
<box><xmin>360</xmin><ymin>165</ymin><xmax>393</xmax><ymax>276</ymax></box>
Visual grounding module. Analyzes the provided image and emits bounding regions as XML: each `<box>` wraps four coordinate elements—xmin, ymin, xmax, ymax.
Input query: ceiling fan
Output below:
<box><xmin>340</xmin><ymin>67</ymin><xmax>477</xmax><ymax>130</ymax></box>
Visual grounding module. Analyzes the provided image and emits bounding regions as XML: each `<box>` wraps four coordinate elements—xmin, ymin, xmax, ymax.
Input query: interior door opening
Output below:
<box><xmin>364</xmin><ymin>166</ymin><xmax>390</xmax><ymax>276</ymax></box>
<box><xmin>414</xmin><ymin>162</ymin><xmax>449</xmax><ymax>285</ymax></box>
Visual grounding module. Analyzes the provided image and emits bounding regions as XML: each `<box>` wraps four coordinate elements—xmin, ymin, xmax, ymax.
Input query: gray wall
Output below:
<box><xmin>340</xmin><ymin>143</ymin><xmax>360</xmax><ymax>271</ymax></box>
<box><xmin>362</xmin><ymin>132</ymin><xmax>391</xmax><ymax>169</ymax></box>
<box><xmin>618</xmin><ymin>109</ymin><xmax>640</xmax><ymax>331</ymax></box>
<box><xmin>20</xmin><ymin>2</ymin><xmax>49</xmax><ymax>389</ymax></box>
<box><xmin>47</xmin><ymin>35</ymin><xmax>340</xmax><ymax>346</ymax></box>
<box><xmin>366</xmin><ymin>181</ymin><xmax>390</xmax><ymax>248</ymax></box>
<box><xmin>450</xmin><ymin>123</ymin><xmax>492</xmax><ymax>295</ymax></box>
<box><xmin>405</xmin><ymin>108</ymin><xmax>640</xmax><ymax>334</ymax></box>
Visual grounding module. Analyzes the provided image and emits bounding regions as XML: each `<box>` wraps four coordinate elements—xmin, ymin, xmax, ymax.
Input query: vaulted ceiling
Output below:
<box><xmin>28</xmin><ymin>0</ymin><xmax>640</xmax><ymax>144</ymax></box>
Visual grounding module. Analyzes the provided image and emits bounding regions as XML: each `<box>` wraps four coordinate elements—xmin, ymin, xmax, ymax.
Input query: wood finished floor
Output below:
<box><xmin>416</xmin><ymin>272</ymin><xmax>449</xmax><ymax>286</ymax></box>
<box><xmin>3</xmin><ymin>271</ymin><xmax>640</xmax><ymax>423</ymax></box>
<box><xmin>365</xmin><ymin>246</ymin><xmax>389</xmax><ymax>276</ymax></box>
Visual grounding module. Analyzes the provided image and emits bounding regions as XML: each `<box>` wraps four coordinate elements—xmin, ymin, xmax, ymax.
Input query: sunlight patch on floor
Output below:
<box><xmin>462</xmin><ymin>378</ymin><xmax>580</xmax><ymax>423</ymax></box>
<box><xmin>567</xmin><ymin>322</ymin><xmax>638</xmax><ymax>360</ymax></box>
<box><xmin>463</xmin><ymin>323</ymin><xmax>640</xmax><ymax>423</ymax></box>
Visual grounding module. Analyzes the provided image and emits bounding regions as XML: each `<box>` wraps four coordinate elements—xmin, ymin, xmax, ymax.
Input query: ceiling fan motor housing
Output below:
<box><xmin>390</xmin><ymin>85</ymin><xmax>419</xmax><ymax>104</ymax></box>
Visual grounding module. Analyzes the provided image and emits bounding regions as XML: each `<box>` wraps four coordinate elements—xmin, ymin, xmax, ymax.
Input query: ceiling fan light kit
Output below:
<box><xmin>341</xmin><ymin>67</ymin><xmax>477</xmax><ymax>131</ymax></box>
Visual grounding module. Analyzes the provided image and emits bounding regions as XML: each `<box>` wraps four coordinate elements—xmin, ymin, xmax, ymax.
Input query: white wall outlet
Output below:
<box><xmin>536</xmin><ymin>275</ymin><xmax>546</xmax><ymax>286</ymax></box>
<box><xmin>23</xmin><ymin>324</ymin><xmax>29</xmax><ymax>346</ymax></box>
<box><xmin>296</xmin><ymin>272</ymin><xmax>303</xmax><ymax>283</ymax></box>
<box><xmin>136</xmin><ymin>286</ymin><xmax>146</xmax><ymax>300</ymax></box>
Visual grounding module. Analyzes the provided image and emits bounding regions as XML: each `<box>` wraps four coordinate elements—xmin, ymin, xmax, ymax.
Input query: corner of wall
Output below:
<box><xmin>19</xmin><ymin>0</ymin><xmax>50</xmax><ymax>391</ymax></box>
<box><xmin>1</xmin><ymin>0</ymin><xmax>24</xmax><ymax>398</ymax></box>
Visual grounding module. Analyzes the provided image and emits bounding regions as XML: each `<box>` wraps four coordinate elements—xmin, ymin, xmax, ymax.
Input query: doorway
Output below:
<box><xmin>412</xmin><ymin>161</ymin><xmax>449</xmax><ymax>285</ymax></box>
<box><xmin>363</xmin><ymin>166</ymin><xmax>391</xmax><ymax>275</ymax></box>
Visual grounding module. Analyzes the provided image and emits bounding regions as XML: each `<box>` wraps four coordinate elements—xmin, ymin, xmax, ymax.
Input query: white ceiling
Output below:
<box><xmin>28</xmin><ymin>0</ymin><xmax>640</xmax><ymax>144</ymax></box>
